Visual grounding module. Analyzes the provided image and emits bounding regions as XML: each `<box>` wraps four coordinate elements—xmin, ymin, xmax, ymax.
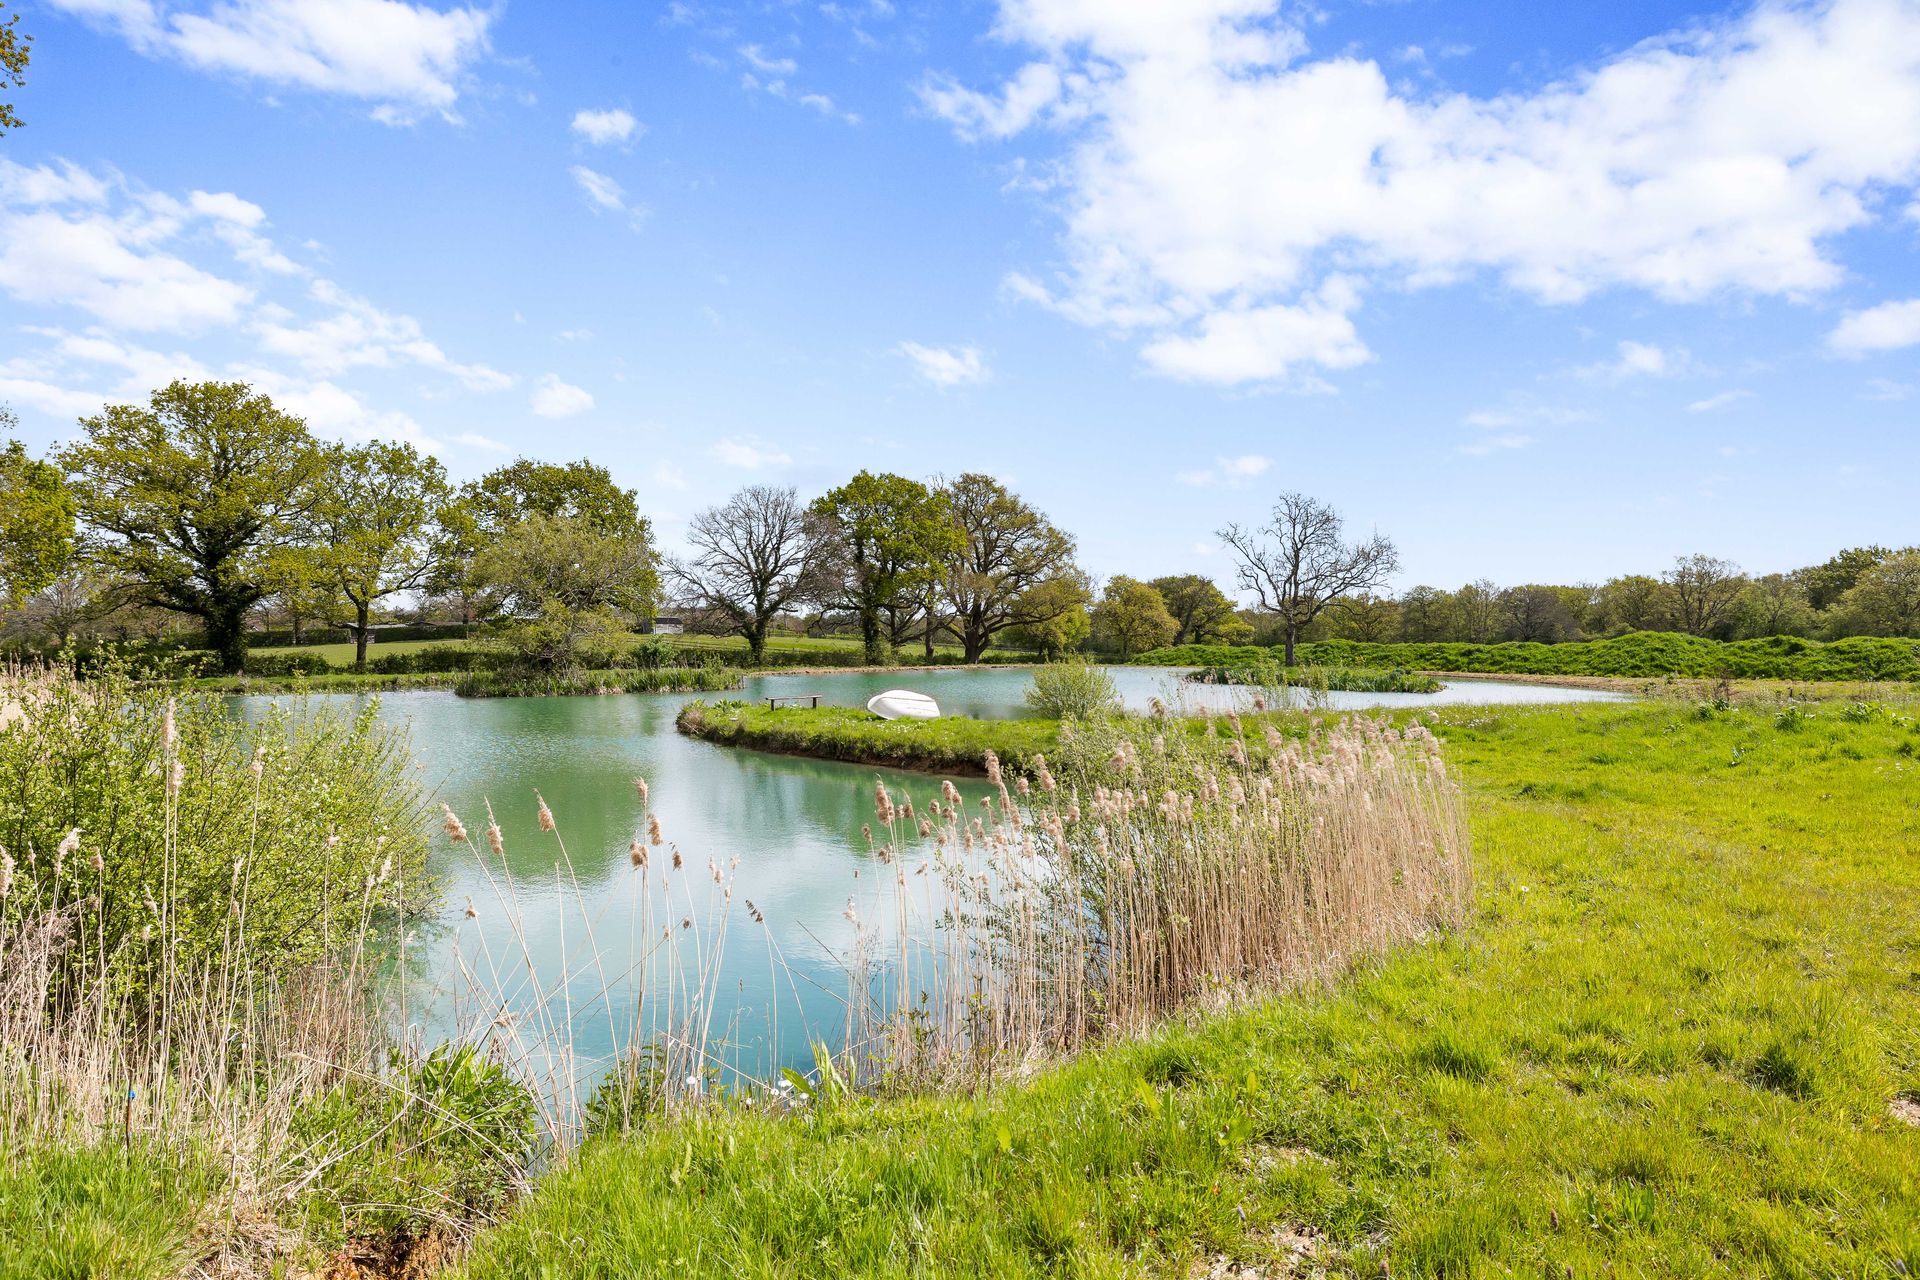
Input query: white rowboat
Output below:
<box><xmin>867</xmin><ymin>689</ymin><xmax>941</xmax><ymax>721</ymax></box>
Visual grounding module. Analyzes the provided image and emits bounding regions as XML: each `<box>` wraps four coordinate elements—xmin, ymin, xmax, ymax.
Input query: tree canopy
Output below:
<box><xmin>0</xmin><ymin>420</ymin><xmax>74</xmax><ymax>604</ymax></box>
<box><xmin>810</xmin><ymin>471</ymin><xmax>958</xmax><ymax>663</ymax></box>
<box><xmin>307</xmin><ymin>440</ymin><xmax>450</xmax><ymax>669</ymax></box>
<box><xmin>0</xmin><ymin>2</ymin><xmax>30</xmax><ymax>136</ymax></box>
<box><xmin>941</xmin><ymin>474</ymin><xmax>1081</xmax><ymax>663</ymax></box>
<box><xmin>1091</xmin><ymin>576</ymin><xmax>1179</xmax><ymax>659</ymax></box>
<box><xmin>60</xmin><ymin>381</ymin><xmax>323</xmax><ymax>673</ymax></box>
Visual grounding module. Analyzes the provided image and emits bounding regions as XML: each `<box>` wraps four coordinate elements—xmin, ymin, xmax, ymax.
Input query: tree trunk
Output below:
<box><xmin>1282</xmin><ymin>620</ymin><xmax>1298</xmax><ymax>668</ymax></box>
<box><xmin>746</xmin><ymin>621</ymin><xmax>767</xmax><ymax>667</ymax></box>
<box><xmin>208</xmin><ymin>606</ymin><xmax>248</xmax><ymax>675</ymax></box>
<box><xmin>354</xmin><ymin>602</ymin><xmax>371</xmax><ymax>671</ymax></box>
<box><xmin>859</xmin><ymin>603</ymin><xmax>885</xmax><ymax>665</ymax></box>
<box><xmin>963</xmin><ymin>624</ymin><xmax>988</xmax><ymax>664</ymax></box>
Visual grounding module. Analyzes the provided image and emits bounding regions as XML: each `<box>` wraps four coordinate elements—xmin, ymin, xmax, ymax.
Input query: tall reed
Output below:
<box><xmin>842</xmin><ymin>712</ymin><xmax>1472</xmax><ymax>1085</ymax></box>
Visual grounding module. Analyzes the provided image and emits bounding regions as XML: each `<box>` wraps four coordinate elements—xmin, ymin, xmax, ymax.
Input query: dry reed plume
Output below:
<box><xmin>844</xmin><ymin>713</ymin><xmax>1472</xmax><ymax>1085</ymax></box>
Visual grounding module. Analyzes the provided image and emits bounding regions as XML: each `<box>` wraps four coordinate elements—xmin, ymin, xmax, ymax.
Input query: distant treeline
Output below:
<box><xmin>1137</xmin><ymin>632</ymin><xmax>1920</xmax><ymax>682</ymax></box>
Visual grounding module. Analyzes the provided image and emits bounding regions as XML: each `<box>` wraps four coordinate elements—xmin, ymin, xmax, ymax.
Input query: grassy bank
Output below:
<box><xmin>1138</xmin><ymin>631</ymin><xmax>1920</xmax><ymax>681</ymax></box>
<box><xmin>460</xmin><ymin>697</ymin><xmax>1920</xmax><ymax>1277</ymax></box>
<box><xmin>676</xmin><ymin>699</ymin><xmax>1059</xmax><ymax>773</ymax></box>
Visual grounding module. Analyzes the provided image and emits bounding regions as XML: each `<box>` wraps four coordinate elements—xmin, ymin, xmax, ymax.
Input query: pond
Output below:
<box><xmin>240</xmin><ymin>668</ymin><xmax>1625</xmax><ymax>1090</ymax></box>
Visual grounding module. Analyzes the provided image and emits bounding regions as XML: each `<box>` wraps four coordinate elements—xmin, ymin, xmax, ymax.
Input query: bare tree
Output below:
<box><xmin>671</xmin><ymin>485</ymin><xmax>836</xmax><ymax>664</ymax></box>
<box><xmin>1219</xmin><ymin>492</ymin><xmax>1399</xmax><ymax>665</ymax></box>
<box><xmin>1664</xmin><ymin>554</ymin><xmax>1745</xmax><ymax>637</ymax></box>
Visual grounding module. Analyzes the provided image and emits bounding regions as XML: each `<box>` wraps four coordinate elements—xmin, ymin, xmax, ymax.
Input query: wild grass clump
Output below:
<box><xmin>1024</xmin><ymin>660</ymin><xmax>1122</xmax><ymax>719</ymax></box>
<box><xmin>0</xmin><ymin>663</ymin><xmax>428</xmax><ymax>998</ymax></box>
<box><xmin>846</xmin><ymin>711</ymin><xmax>1471</xmax><ymax>1084</ymax></box>
<box><xmin>0</xmin><ymin>663</ymin><xmax>537</xmax><ymax>1271</ymax></box>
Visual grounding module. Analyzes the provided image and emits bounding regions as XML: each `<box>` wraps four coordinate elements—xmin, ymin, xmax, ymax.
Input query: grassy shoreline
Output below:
<box><xmin>455</xmin><ymin>698</ymin><xmax>1920</xmax><ymax>1277</ymax></box>
<box><xmin>676</xmin><ymin>699</ymin><xmax>1059</xmax><ymax>774</ymax></box>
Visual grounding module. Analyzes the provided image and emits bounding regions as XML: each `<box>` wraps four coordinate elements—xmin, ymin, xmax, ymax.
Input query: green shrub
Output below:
<box><xmin>454</xmin><ymin>665</ymin><xmax>742</xmax><ymax>698</ymax></box>
<box><xmin>0</xmin><ymin>664</ymin><xmax>428</xmax><ymax>998</ymax></box>
<box><xmin>1135</xmin><ymin>632</ymin><xmax>1920</xmax><ymax>682</ymax></box>
<box><xmin>368</xmin><ymin>643</ymin><xmax>501</xmax><ymax>675</ymax></box>
<box><xmin>1025</xmin><ymin>661</ymin><xmax>1121</xmax><ymax>720</ymax></box>
<box><xmin>242</xmin><ymin>649</ymin><xmax>336</xmax><ymax>677</ymax></box>
<box><xmin>287</xmin><ymin>1044</ymin><xmax>538</xmax><ymax>1245</ymax></box>
<box><xmin>1188</xmin><ymin>664</ymin><xmax>1444</xmax><ymax>694</ymax></box>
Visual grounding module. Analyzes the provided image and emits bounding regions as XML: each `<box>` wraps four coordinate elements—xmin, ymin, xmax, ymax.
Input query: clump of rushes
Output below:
<box><xmin>842</xmin><ymin>713</ymin><xmax>1471</xmax><ymax>1086</ymax></box>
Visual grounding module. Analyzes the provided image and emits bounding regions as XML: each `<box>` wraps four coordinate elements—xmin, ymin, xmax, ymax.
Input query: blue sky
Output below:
<box><xmin>2</xmin><ymin>0</ymin><xmax>1917</xmax><ymax>593</ymax></box>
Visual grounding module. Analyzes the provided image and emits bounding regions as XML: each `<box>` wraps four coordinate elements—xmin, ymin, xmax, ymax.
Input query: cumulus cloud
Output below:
<box><xmin>45</xmin><ymin>0</ymin><xmax>494</xmax><ymax>122</ymax></box>
<box><xmin>929</xmin><ymin>0</ymin><xmax>1920</xmax><ymax>386</ymax></box>
<box><xmin>530</xmin><ymin>373</ymin><xmax>594</xmax><ymax>418</ymax></box>
<box><xmin>1828</xmin><ymin>297</ymin><xmax>1920</xmax><ymax>353</ymax></box>
<box><xmin>898</xmin><ymin>341</ymin><xmax>989</xmax><ymax>387</ymax></box>
<box><xmin>252</xmin><ymin>278</ymin><xmax>513</xmax><ymax>390</ymax></box>
<box><xmin>1575</xmin><ymin>340</ymin><xmax>1689</xmax><ymax>382</ymax></box>
<box><xmin>571</xmin><ymin>107</ymin><xmax>641</xmax><ymax>145</ymax></box>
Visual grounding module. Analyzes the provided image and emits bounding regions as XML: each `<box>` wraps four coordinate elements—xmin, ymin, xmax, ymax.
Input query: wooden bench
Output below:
<box><xmin>767</xmin><ymin>694</ymin><xmax>823</xmax><ymax>709</ymax></box>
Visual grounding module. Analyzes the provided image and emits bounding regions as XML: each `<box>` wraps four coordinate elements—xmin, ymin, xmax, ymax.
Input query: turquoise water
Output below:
<box><xmin>239</xmin><ymin>669</ymin><xmax>1624</xmax><ymax>1084</ymax></box>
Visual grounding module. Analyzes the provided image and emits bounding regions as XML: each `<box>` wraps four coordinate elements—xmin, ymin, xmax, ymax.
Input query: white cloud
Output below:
<box><xmin>651</xmin><ymin>461</ymin><xmax>689</xmax><ymax>490</ymax></box>
<box><xmin>897</xmin><ymin>341</ymin><xmax>989</xmax><ymax>388</ymax></box>
<box><xmin>47</xmin><ymin>0</ymin><xmax>495</xmax><ymax>122</ymax></box>
<box><xmin>1176</xmin><ymin>453</ymin><xmax>1273</xmax><ymax>487</ymax></box>
<box><xmin>933</xmin><ymin>0</ymin><xmax>1920</xmax><ymax>386</ymax></box>
<box><xmin>1458</xmin><ymin>433</ymin><xmax>1533</xmax><ymax>456</ymax></box>
<box><xmin>449</xmin><ymin>431</ymin><xmax>508</xmax><ymax>452</ymax></box>
<box><xmin>731</xmin><ymin>45</ymin><xmax>861</xmax><ymax>123</ymax></box>
<box><xmin>1686</xmin><ymin>388</ymin><xmax>1753</xmax><ymax>412</ymax></box>
<box><xmin>1862</xmin><ymin>376</ymin><xmax>1913</xmax><ymax>400</ymax></box>
<box><xmin>251</xmin><ymin>279</ymin><xmax>512</xmax><ymax>390</ymax></box>
<box><xmin>738</xmin><ymin>43</ymin><xmax>797</xmax><ymax>76</ymax></box>
<box><xmin>570</xmin><ymin>165</ymin><xmax>625</xmax><ymax>212</ymax></box>
<box><xmin>918</xmin><ymin>62</ymin><xmax>1063</xmax><ymax>140</ymax></box>
<box><xmin>1828</xmin><ymin>297</ymin><xmax>1920</xmax><ymax>354</ymax></box>
<box><xmin>569</xmin><ymin>166</ymin><xmax>648</xmax><ymax>226</ymax></box>
<box><xmin>571</xmin><ymin>107</ymin><xmax>641</xmax><ymax>146</ymax></box>
<box><xmin>0</xmin><ymin>210</ymin><xmax>256</xmax><ymax>333</ymax></box>
<box><xmin>710</xmin><ymin>436</ymin><xmax>792</xmax><ymax>469</ymax></box>
<box><xmin>1139</xmin><ymin>293</ymin><xmax>1369</xmax><ymax>385</ymax></box>
<box><xmin>1461</xmin><ymin>402</ymin><xmax>1594</xmax><ymax>431</ymax></box>
<box><xmin>530</xmin><ymin>374</ymin><xmax>594</xmax><ymax>418</ymax></box>
<box><xmin>1575</xmin><ymin>339</ymin><xmax>1689</xmax><ymax>382</ymax></box>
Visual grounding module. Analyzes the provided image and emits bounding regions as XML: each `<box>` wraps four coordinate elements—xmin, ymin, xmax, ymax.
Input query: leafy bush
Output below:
<box><xmin>1134</xmin><ymin>632</ymin><xmax>1920</xmax><ymax>682</ymax></box>
<box><xmin>367</xmin><ymin>642</ymin><xmax>502</xmax><ymax>675</ymax></box>
<box><xmin>0</xmin><ymin>664</ymin><xmax>428</xmax><ymax>997</ymax></box>
<box><xmin>287</xmin><ymin>1044</ymin><xmax>538</xmax><ymax>1245</ymax></box>
<box><xmin>241</xmin><ymin>649</ymin><xmax>336</xmax><ymax>677</ymax></box>
<box><xmin>1024</xmin><ymin>661</ymin><xmax>1121</xmax><ymax>720</ymax></box>
<box><xmin>1188</xmin><ymin>664</ymin><xmax>1444</xmax><ymax>693</ymax></box>
<box><xmin>454</xmin><ymin>665</ymin><xmax>743</xmax><ymax>698</ymax></box>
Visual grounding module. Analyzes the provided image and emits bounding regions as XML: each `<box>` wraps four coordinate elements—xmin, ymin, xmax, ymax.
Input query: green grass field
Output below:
<box><xmin>456</xmin><ymin>697</ymin><xmax>1920</xmax><ymax>1278</ymax></box>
